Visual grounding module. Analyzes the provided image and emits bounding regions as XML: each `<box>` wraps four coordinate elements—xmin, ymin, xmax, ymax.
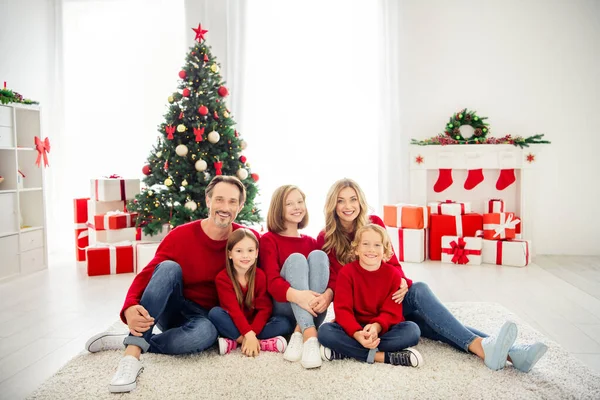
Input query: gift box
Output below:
<box><xmin>429</xmin><ymin>213</ymin><xmax>483</xmax><ymax>260</ymax></box>
<box><xmin>94</xmin><ymin>211</ymin><xmax>138</xmax><ymax>230</ymax></box>
<box><xmin>88</xmin><ymin>225</ymin><xmax>137</xmax><ymax>244</ymax></box>
<box><xmin>87</xmin><ymin>243</ymin><xmax>134</xmax><ymax>276</ymax></box>
<box><xmin>441</xmin><ymin>236</ymin><xmax>482</xmax><ymax>265</ymax></box>
<box><xmin>386</xmin><ymin>227</ymin><xmax>427</xmax><ymax>263</ymax></box>
<box><xmin>90</xmin><ymin>177</ymin><xmax>140</xmax><ymax>202</ymax></box>
<box><xmin>486</xmin><ymin>199</ymin><xmax>505</xmax><ymax>213</ymax></box>
<box><xmin>483</xmin><ymin>212</ymin><xmax>520</xmax><ymax>240</ymax></box>
<box><xmin>136</xmin><ymin>225</ymin><xmax>171</xmax><ymax>242</ymax></box>
<box><xmin>74</xmin><ymin>198</ymin><xmax>90</xmax><ymax>261</ymax></box>
<box><xmin>482</xmin><ymin>239</ymin><xmax>531</xmax><ymax>267</ymax></box>
<box><xmin>428</xmin><ymin>200</ymin><xmax>472</xmax><ymax>216</ymax></box>
<box><xmin>87</xmin><ymin>199</ymin><xmax>126</xmax><ymax>224</ymax></box>
<box><xmin>136</xmin><ymin>242</ymin><xmax>160</xmax><ymax>273</ymax></box>
<box><xmin>383</xmin><ymin>204</ymin><xmax>429</xmax><ymax>229</ymax></box>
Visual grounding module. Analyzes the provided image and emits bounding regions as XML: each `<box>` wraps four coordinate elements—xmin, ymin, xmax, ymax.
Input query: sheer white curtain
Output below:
<box><xmin>239</xmin><ymin>0</ymin><xmax>385</xmax><ymax>235</ymax></box>
<box><xmin>48</xmin><ymin>0</ymin><xmax>185</xmax><ymax>254</ymax></box>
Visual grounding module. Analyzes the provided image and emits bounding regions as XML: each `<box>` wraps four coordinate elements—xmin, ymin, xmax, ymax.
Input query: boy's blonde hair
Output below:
<box><xmin>266</xmin><ymin>185</ymin><xmax>309</xmax><ymax>233</ymax></box>
<box><xmin>350</xmin><ymin>224</ymin><xmax>393</xmax><ymax>262</ymax></box>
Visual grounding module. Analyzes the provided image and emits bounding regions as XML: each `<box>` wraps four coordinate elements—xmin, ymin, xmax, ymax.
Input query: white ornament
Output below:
<box><xmin>240</xmin><ymin>140</ymin><xmax>248</xmax><ymax>150</ymax></box>
<box><xmin>208</xmin><ymin>131</ymin><xmax>220</xmax><ymax>144</ymax></box>
<box><xmin>185</xmin><ymin>201</ymin><xmax>197</xmax><ymax>211</ymax></box>
<box><xmin>459</xmin><ymin>124</ymin><xmax>475</xmax><ymax>139</ymax></box>
<box><xmin>175</xmin><ymin>144</ymin><xmax>189</xmax><ymax>157</ymax></box>
<box><xmin>237</xmin><ymin>168</ymin><xmax>248</xmax><ymax>180</ymax></box>
<box><xmin>195</xmin><ymin>159</ymin><xmax>208</xmax><ymax>171</ymax></box>
<box><xmin>156</xmin><ymin>151</ymin><xmax>162</xmax><ymax>158</ymax></box>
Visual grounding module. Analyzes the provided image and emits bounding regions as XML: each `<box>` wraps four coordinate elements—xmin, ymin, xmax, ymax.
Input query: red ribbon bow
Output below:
<box><xmin>106</xmin><ymin>174</ymin><xmax>122</xmax><ymax>179</ymax></box>
<box><xmin>34</xmin><ymin>136</ymin><xmax>50</xmax><ymax>167</ymax></box>
<box><xmin>441</xmin><ymin>237</ymin><xmax>481</xmax><ymax>265</ymax></box>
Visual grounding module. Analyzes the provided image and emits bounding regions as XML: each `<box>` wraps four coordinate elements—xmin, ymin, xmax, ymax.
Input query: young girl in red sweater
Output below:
<box><xmin>208</xmin><ymin>229</ymin><xmax>292</xmax><ymax>356</ymax></box>
<box><xmin>318</xmin><ymin>224</ymin><xmax>423</xmax><ymax>366</ymax></box>
<box><xmin>259</xmin><ymin>185</ymin><xmax>330</xmax><ymax>369</ymax></box>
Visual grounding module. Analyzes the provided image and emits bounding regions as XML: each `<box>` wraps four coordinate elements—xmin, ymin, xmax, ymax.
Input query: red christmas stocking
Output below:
<box><xmin>464</xmin><ymin>168</ymin><xmax>484</xmax><ymax>190</ymax></box>
<box><xmin>496</xmin><ymin>169</ymin><xmax>516</xmax><ymax>191</ymax></box>
<box><xmin>434</xmin><ymin>169</ymin><xmax>453</xmax><ymax>193</ymax></box>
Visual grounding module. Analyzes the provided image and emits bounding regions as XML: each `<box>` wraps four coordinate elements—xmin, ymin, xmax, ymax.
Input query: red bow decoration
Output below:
<box><xmin>165</xmin><ymin>125</ymin><xmax>176</xmax><ymax>140</ymax></box>
<box><xmin>441</xmin><ymin>237</ymin><xmax>481</xmax><ymax>265</ymax></box>
<box><xmin>106</xmin><ymin>174</ymin><xmax>122</xmax><ymax>179</ymax></box>
<box><xmin>194</xmin><ymin>127</ymin><xmax>205</xmax><ymax>142</ymax></box>
<box><xmin>34</xmin><ymin>136</ymin><xmax>50</xmax><ymax>167</ymax></box>
<box><xmin>214</xmin><ymin>161</ymin><xmax>223</xmax><ymax>176</ymax></box>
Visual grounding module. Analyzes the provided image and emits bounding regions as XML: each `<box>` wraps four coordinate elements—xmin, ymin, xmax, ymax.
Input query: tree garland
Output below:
<box><xmin>0</xmin><ymin>88</ymin><xmax>39</xmax><ymax>105</ymax></box>
<box><xmin>411</xmin><ymin>108</ymin><xmax>550</xmax><ymax>148</ymax></box>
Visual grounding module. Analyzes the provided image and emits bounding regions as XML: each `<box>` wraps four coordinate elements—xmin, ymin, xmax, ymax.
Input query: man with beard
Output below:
<box><xmin>85</xmin><ymin>175</ymin><xmax>259</xmax><ymax>393</ymax></box>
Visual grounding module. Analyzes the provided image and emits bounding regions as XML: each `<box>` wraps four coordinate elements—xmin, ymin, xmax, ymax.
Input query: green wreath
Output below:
<box><xmin>444</xmin><ymin>108</ymin><xmax>489</xmax><ymax>143</ymax></box>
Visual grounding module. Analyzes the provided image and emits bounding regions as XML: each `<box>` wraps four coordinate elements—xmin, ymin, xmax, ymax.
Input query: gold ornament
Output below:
<box><xmin>165</xmin><ymin>178</ymin><xmax>173</xmax><ymax>186</ymax></box>
<box><xmin>195</xmin><ymin>159</ymin><xmax>208</xmax><ymax>171</ymax></box>
<box><xmin>246</xmin><ymin>162</ymin><xmax>251</xmax><ymax>168</ymax></box>
<box><xmin>175</xmin><ymin>144</ymin><xmax>189</xmax><ymax>157</ymax></box>
<box><xmin>240</xmin><ymin>140</ymin><xmax>248</xmax><ymax>150</ymax></box>
<box><xmin>185</xmin><ymin>201</ymin><xmax>198</xmax><ymax>211</ymax></box>
<box><xmin>237</xmin><ymin>168</ymin><xmax>248</xmax><ymax>180</ymax></box>
<box><xmin>208</xmin><ymin>131</ymin><xmax>220</xmax><ymax>144</ymax></box>
<box><xmin>177</xmin><ymin>124</ymin><xmax>186</xmax><ymax>133</ymax></box>
<box><xmin>148</xmin><ymin>190</ymin><xmax>154</xmax><ymax>196</ymax></box>
<box><xmin>210</xmin><ymin>64</ymin><xmax>219</xmax><ymax>73</ymax></box>
<box><xmin>182</xmin><ymin>179</ymin><xmax>188</xmax><ymax>186</ymax></box>
<box><xmin>223</xmin><ymin>111</ymin><xmax>229</xmax><ymax>118</ymax></box>
<box><xmin>191</xmin><ymin>154</ymin><xmax>197</xmax><ymax>160</ymax></box>
<box><xmin>156</xmin><ymin>151</ymin><xmax>162</xmax><ymax>158</ymax></box>
<box><xmin>168</xmin><ymin>96</ymin><xmax>174</xmax><ymax>103</ymax></box>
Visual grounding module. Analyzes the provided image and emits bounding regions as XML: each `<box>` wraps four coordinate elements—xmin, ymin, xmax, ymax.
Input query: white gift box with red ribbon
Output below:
<box><xmin>386</xmin><ymin>227</ymin><xmax>427</xmax><ymax>263</ymax></box>
<box><xmin>428</xmin><ymin>200</ymin><xmax>472</xmax><ymax>216</ymax></box>
<box><xmin>486</xmin><ymin>199</ymin><xmax>505</xmax><ymax>213</ymax></box>
<box><xmin>88</xmin><ymin>225</ymin><xmax>137</xmax><ymax>244</ymax></box>
<box><xmin>482</xmin><ymin>239</ymin><xmax>531</xmax><ymax>267</ymax></box>
<box><xmin>441</xmin><ymin>236</ymin><xmax>482</xmax><ymax>265</ymax></box>
<box><xmin>90</xmin><ymin>177</ymin><xmax>140</xmax><ymax>202</ymax></box>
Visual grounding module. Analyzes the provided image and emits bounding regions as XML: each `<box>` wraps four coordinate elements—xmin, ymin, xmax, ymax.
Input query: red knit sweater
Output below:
<box><xmin>316</xmin><ymin>214</ymin><xmax>413</xmax><ymax>293</ymax></box>
<box><xmin>120</xmin><ymin>220</ymin><xmax>259</xmax><ymax>323</ymax></box>
<box><xmin>215</xmin><ymin>268</ymin><xmax>272</xmax><ymax>336</ymax></box>
<box><xmin>258</xmin><ymin>232</ymin><xmax>318</xmax><ymax>302</ymax></box>
<box><xmin>334</xmin><ymin>260</ymin><xmax>404</xmax><ymax>336</ymax></box>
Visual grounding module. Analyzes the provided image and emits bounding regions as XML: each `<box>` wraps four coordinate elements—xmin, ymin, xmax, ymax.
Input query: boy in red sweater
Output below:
<box><xmin>318</xmin><ymin>224</ymin><xmax>423</xmax><ymax>367</ymax></box>
<box><xmin>84</xmin><ymin>176</ymin><xmax>259</xmax><ymax>393</ymax></box>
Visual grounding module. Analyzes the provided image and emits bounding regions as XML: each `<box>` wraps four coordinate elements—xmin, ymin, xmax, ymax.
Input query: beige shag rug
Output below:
<box><xmin>29</xmin><ymin>303</ymin><xmax>600</xmax><ymax>400</ymax></box>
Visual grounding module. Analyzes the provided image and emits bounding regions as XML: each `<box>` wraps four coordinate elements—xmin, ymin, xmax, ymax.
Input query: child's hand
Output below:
<box><xmin>241</xmin><ymin>332</ymin><xmax>260</xmax><ymax>357</ymax></box>
<box><xmin>293</xmin><ymin>289</ymin><xmax>320</xmax><ymax>317</ymax></box>
<box><xmin>363</xmin><ymin>323</ymin><xmax>381</xmax><ymax>341</ymax></box>
<box><xmin>392</xmin><ymin>278</ymin><xmax>409</xmax><ymax>304</ymax></box>
<box><xmin>353</xmin><ymin>329</ymin><xmax>380</xmax><ymax>349</ymax></box>
<box><xmin>311</xmin><ymin>289</ymin><xmax>333</xmax><ymax>314</ymax></box>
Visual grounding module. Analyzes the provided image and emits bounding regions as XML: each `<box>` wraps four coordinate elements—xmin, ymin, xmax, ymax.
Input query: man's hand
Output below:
<box><xmin>124</xmin><ymin>305</ymin><xmax>154</xmax><ymax>337</ymax></box>
<box><xmin>241</xmin><ymin>332</ymin><xmax>260</xmax><ymax>357</ymax></box>
<box><xmin>392</xmin><ymin>278</ymin><xmax>409</xmax><ymax>304</ymax></box>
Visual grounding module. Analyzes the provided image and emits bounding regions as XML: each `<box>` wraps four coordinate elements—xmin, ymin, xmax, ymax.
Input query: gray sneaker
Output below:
<box><xmin>109</xmin><ymin>355</ymin><xmax>143</xmax><ymax>393</ymax></box>
<box><xmin>509</xmin><ymin>342</ymin><xmax>548</xmax><ymax>372</ymax></box>
<box><xmin>481</xmin><ymin>321</ymin><xmax>518</xmax><ymax>371</ymax></box>
<box><xmin>85</xmin><ymin>331</ymin><xmax>127</xmax><ymax>353</ymax></box>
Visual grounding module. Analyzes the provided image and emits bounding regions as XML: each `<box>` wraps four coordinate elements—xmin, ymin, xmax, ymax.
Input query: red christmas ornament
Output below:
<box><xmin>164</xmin><ymin>160</ymin><xmax>169</xmax><ymax>171</ymax></box>
<box><xmin>192</xmin><ymin>23</ymin><xmax>208</xmax><ymax>42</ymax></box>
<box><xmin>192</xmin><ymin>52</ymin><xmax>195</xmax><ymax>55</ymax></box>
<box><xmin>234</xmin><ymin>130</ymin><xmax>239</xmax><ymax>137</ymax></box>
<box><xmin>251</xmin><ymin>173</ymin><xmax>259</xmax><ymax>182</ymax></box>
<box><xmin>198</xmin><ymin>105</ymin><xmax>208</xmax><ymax>116</ymax></box>
<box><xmin>179</xmin><ymin>111</ymin><xmax>184</xmax><ymax>119</ymax></box>
<box><xmin>142</xmin><ymin>165</ymin><xmax>151</xmax><ymax>175</ymax></box>
<box><xmin>165</xmin><ymin>125</ymin><xmax>176</xmax><ymax>140</ymax></box>
<box><xmin>415</xmin><ymin>155</ymin><xmax>424</xmax><ymax>164</ymax></box>
<box><xmin>239</xmin><ymin>155</ymin><xmax>247</xmax><ymax>163</ymax></box>
<box><xmin>204</xmin><ymin>54</ymin><xmax>209</xmax><ymax>62</ymax></box>
<box><xmin>218</xmin><ymin>86</ymin><xmax>229</xmax><ymax>97</ymax></box>
<box><xmin>179</xmin><ymin>70</ymin><xmax>187</xmax><ymax>79</ymax></box>
<box><xmin>182</xmin><ymin>88</ymin><xmax>190</xmax><ymax>97</ymax></box>
<box><xmin>193</xmin><ymin>126</ymin><xmax>205</xmax><ymax>142</ymax></box>
<box><xmin>213</xmin><ymin>111</ymin><xmax>219</xmax><ymax>120</ymax></box>
<box><xmin>214</xmin><ymin>161</ymin><xmax>224</xmax><ymax>176</ymax></box>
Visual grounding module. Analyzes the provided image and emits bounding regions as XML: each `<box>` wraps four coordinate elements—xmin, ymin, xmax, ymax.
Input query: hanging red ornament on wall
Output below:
<box><xmin>179</xmin><ymin>70</ymin><xmax>187</xmax><ymax>79</ymax></box>
<box><xmin>142</xmin><ymin>165</ymin><xmax>151</xmax><ymax>175</ymax></box>
<box><xmin>182</xmin><ymin>88</ymin><xmax>190</xmax><ymax>97</ymax></box>
<box><xmin>251</xmin><ymin>173</ymin><xmax>259</xmax><ymax>182</ymax></box>
<box><xmin>198</xmin><ymin>105</ymin><xmax>208</xmax><ymax>116</ymax></box>
<box><xmin>239</xmin><ymin>155</ymin><xmax>247</xmax><ymax>163</ymax></box>
<box><xmin>218</xmin><ymin>86</ymin><xmax>229</xmax><ymax>97</ymax></box>
<box><xmin>214</xmin><ymin>161</ymin><xmax>224</xmax><ymax>176</ymax></box>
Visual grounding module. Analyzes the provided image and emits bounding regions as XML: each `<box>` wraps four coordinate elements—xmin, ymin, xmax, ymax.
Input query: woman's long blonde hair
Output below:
<box><xmin>225</xmin><ymin>228</ymin><xmax>259</xmax><ymax>310</ymax></box>
<box><xmin>322</xmin><ymin>178</ymin><xmax>369</xmax><ymax>266</ymax></box>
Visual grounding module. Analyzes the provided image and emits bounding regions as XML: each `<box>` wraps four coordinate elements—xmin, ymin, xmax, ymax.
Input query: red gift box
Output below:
<box><xmin>94</xmin><ymin>211</ymin><xmax>138</xmax><ymax>230</ymax></box>
<box><xmin>483</xmin><ymin>213</ymin><xmax>520</xmax><ymax>240</ymax></box>
<box><xmin>74</xmin><ymin>198</ymin><xmax>90</xmax><ymax>261</ymax></box>
<box><xmin>486</xmin><ymin>199</ymin><xmax>505</xmax><ymax>213</ymax></box>
<box><xmin>86</xmin><ymin>244</ymin><xmax>134</xmax><ymax>276</ymax></box>
<box><xmin>429</xmin><ymin>213</ymin><xmax>483</xmax><ymax>260</ymax></box>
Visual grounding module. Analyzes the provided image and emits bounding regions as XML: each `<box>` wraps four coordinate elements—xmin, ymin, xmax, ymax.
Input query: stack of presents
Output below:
<box><xmin>73</xmin><ymin>177</ymin><xmax>168</xmax><ymax>276</ymax></box>
<box><xmin>384</xmin><ymin>199</ymin><xmax>530</xmax><ymax>267</ymax></box>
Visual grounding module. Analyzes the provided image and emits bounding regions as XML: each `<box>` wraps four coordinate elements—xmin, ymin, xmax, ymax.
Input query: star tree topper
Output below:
<box><xmin>192</xmin><ymin>23</ymin><xmax>208</xmax><ymax>42</ymax></box>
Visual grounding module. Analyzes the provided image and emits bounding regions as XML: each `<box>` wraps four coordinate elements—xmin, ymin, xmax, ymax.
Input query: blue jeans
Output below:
<box><xmin>402</xmin><ymin>282</ymin><xmax>487</xmax><ymax>352</ymax></box>
<box><xmin>123</xmin><ymin>261</ymin><xmax>218</xmax><ymax>354</ymax></box>
<box><xmin>318</xmin><ymin>321</ymin><xmax>421</xmax><ymax>363</ymax></box>
<box><xmin>208</xmin><ymin>306</ymin><xmax>294</xmax><ymax>340</ymax></box>
<box><xmin>272</xmin><ymin>251</ymin><xmax>329</xmax><ymax>332</ymax></box>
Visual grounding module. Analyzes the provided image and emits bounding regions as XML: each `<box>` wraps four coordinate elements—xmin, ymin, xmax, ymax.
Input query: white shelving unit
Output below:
<box><xmin>0</xmin><ymin>103</ymin><xmax>48</xmax><ymax>280</ymax></box>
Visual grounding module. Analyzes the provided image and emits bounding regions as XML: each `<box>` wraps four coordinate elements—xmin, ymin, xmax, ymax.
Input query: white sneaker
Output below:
<box><xmin>109</xmin><ymin>355</ymin><xmax>143</xmax><ymax>393</ymax></box>
<box><xmin>283</xmin><ymin>332</ymin><xmax>303</xmax><ymax>362</ymax></box>
<box><xmin>301</xmin><ymin>337</ymin><xmax>322</xmax><ymax>369</ymax></box>
<box><xmin>85</xmin><ymin>332</ymin><xmax>127</xmax><ymax>353</ymax></box>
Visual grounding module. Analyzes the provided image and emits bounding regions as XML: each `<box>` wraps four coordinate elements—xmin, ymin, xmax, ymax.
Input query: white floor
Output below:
<box><xmin>1</xmin><ymin>254</ymin><xmax>599</xmax><ymax>400</ymax></box>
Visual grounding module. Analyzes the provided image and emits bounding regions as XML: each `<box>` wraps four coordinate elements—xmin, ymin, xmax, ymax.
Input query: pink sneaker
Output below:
<box><xmin>259</xmin><ymin>336</ymin><xmax>287</xmax><ymax>353</ymax></box>
<box><xmin>218</xmin><ymin>337</ymin><xmax>238</xmax><ymax>355</ymax></box>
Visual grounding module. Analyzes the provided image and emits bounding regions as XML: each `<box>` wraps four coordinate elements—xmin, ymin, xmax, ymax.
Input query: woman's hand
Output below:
<box><xmin>290</xmin><ymin>289</ymin><xmax>319</xmax><ymax>317</ymax></box>
<box><xmin>311</xmin><ymin>289</ymin><xmax>333</xmax><ymax>314</ymax></box>
<box><xmin>241</xmin><ymin>332</ymin><xmax>260</xmax><ymax>357</ymax></box>
<box><xmin>392</xmin><ymin>278</ymin><xmax>408</xmax><ymax>304</ymax></box>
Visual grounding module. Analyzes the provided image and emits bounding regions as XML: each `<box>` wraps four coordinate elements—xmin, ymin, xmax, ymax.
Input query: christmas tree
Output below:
<box><xmin>128</xmin><ymin>23</ymin><xmax>261</xmax><ymax>235</ymax></box>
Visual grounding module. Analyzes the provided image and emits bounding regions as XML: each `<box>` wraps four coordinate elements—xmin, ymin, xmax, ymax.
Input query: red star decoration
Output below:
<box><xmin>526</xmin><ymin>153</ymin><xmax>535</xmax><ymax>163</ymax></box>
<box><xmin>192</xmin><ymin>24</ymin><xmax>208</xmax><ymax>42</ymax></box>
<box><xmin>415</xmin><ymin>155</ymin><xmax>424</xmax><ymax>164</ymax></box>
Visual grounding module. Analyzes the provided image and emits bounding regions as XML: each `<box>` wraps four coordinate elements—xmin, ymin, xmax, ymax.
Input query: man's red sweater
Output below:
<box><xmin>215</xmin><ymin>268</ymin><xmax>272</xmax><ymax>336</ymax></box>
<box><xmin>334</xmin><ymin>260</ymin><xmax>405</xmax><ymax>337</ymax></box>
<box><xmin>258</xmin><ymin>232</ymin><xmax>318</xmax><ymax>302</ymax></box>
<box><xmin>316</xmin><ymin>214</ymin><xmax>413</xmax><ymax>293</ymax></box>
<box><xmin>120</xmin><ymin>220</ymin><xmax>258</xmax><ymax>323</ymax></box>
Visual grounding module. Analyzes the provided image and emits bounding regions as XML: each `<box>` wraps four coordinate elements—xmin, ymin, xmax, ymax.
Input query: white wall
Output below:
<box><xmin>395</xmin><ymin>0</ymin><xmax>600</xmax><ymax>255</ymax></box>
